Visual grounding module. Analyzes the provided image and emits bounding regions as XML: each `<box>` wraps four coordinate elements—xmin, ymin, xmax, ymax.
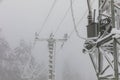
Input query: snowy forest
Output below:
<box><xmin>0</xmin><ymin>28</ymin><xmax>82</xmax><ymax>80</ymax></box>
<box><xmin>0</xmin><ymin>28</ymin><xmax>48</xmax><ymax>80</ymax></box>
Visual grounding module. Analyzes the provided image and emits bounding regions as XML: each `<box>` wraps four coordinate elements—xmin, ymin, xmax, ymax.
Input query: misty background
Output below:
<box><xmin>0</xmin><ymin>0</ymin><xmax>98</xmax><ymax>80</ymax></box>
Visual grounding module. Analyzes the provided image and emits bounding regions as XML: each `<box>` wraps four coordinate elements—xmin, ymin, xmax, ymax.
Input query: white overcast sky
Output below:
<box><xmin>0</xmin><ymin>0</ymin><xmax>98</xmax><ymax>80</ymax></box>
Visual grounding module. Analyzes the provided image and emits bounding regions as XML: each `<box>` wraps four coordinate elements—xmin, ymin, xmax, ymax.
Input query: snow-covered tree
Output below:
<box><xmin>0</xmin><ymin>29</ymin><xmax>47</xmax><ymax>80</ymax></box>
<box><xmin>14</xmin><ymin>39</ymin><xmax>47</xmax><ymax>80</ymax></box>
<box><xmin>0</xmin><ymin>28</ymin><xmax>22</xmax><ymax>80</ymax></box>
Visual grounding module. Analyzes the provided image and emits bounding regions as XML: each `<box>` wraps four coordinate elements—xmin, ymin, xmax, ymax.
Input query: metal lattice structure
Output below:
<box><xmin>35</xmin><ymin>33</ymin><xmax>67</xmax><ymax>80</ymax></box>
<box><xmin>84</xmin><ymin>0</ymin><xmax>120</xmax><ymax>80</ymax></box>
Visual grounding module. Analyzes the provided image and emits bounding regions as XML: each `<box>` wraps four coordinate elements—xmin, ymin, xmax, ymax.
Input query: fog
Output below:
<box><xmin>0</xmin><ymin>0</ymin><xmax>98</xmax><ymax>80</ymax></box>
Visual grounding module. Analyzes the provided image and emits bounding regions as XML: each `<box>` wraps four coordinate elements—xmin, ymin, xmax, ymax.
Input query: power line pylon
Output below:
<box><xmin>84</xmin><ymin>0</ymin><xmax>120</xmax><ymax>80</ymax></box>
<box><xmin>35</xmin><ymin>33</ymin><xmax>67</xmax><ymax>80</ymax></box>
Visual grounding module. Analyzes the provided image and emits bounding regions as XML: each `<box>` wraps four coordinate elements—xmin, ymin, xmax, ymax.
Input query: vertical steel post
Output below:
<box><xmin>98</xmin><ymin>48</ymin><xmax>103</xmax><ymax>80</ymax></box>
<box><xmin>111</xmin><ymin>0</ymin><xmax>115</xmax><ymax>28</ymax></box>
<box><xmin>98</xmin><ymin>1</ymin><xmax>102</xmax><ymax>80</ymax></box>
<box><xmin>113</xmin><ymin>39</ymin><xmax>119</xmax><ymax>80</ymax></box>
<box><xmin>111</xmin><ymin>0</ymin><xmax>119</xmax><ymax>79</ymax></box>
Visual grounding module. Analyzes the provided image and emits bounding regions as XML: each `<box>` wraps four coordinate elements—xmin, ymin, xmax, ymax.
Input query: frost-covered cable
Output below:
<box><xmin>69</xmin><ymin>0</ymin><xmax>95</xmax><ymax>39</ymax></box>
<box><xmin>54</xmin><ymin>0</ymin><xmax>76</xmax><ymax>35</ymax></box>
<box><xmin>70</xmin><ymin>0</ymin><xmax>87</xmax><ymax>40</ymax></box>
<box><xmin>55</xmin><ymin>0</ymin><xmax>96</xmax><ymax>54</ymax></box>
<box><xmin>38</xmin><ymin>0</ymin><xmax>57</xmax><ymax>35</ymax></box>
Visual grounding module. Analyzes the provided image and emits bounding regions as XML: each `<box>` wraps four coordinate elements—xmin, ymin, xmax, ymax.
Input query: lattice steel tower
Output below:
<box><xmin>83</xmin><ymin>0</ymin><xmax>120</xmax><ymax>80</ymax></box>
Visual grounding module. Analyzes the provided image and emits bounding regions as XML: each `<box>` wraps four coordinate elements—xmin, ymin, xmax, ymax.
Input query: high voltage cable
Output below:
<box><xmin>56</xmin><ymin>0</ymin><xmax>96</xmax><ymax>53</ymax></box>
<box><xmin>33</xmin><ymin>0</ymin><xmax>57</xmax><ymax>48</ymax></box>
<box><xmin>53</xmin><ymin>6</ymin><xmax>70</xmax><ymax>35</ymax></box>
<box><xmin>38</xmin><ymin>0</ymin><xmax>57</xmax><ymax>35</ymax></box>
<box><xmin>56</xmin><ymin>10</ymin><xmax>88</xmax><ymax>54</ymax></box>
<box><xmin>54</xmin><ymin>0</ymin><xmax>76</xmax><ymax>35</ymax></box>
<box><xmin>68</xmin><ymin>10</ymin><xmax>88</xmax><ymax>38</ymax></box>
<box><xmin>70</xmin><ymin>0</ymin><xmax>87</xmax><ymax>40</ymax></box>
<box><xmin>69</xmin><ymin>0</ymin><xmax>95</xmax><ymax>39</ymax></box>
<box><xmin>34</xmin><ymin>0</ymin><xmax>95</xmax><ymax>49</ymax></box>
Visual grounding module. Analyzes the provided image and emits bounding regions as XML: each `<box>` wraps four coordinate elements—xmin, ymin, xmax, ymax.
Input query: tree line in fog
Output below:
<box><xmin>0</xmin><ymin>28</ymin><xmax>81</xmax><ymax>80</ymax></box>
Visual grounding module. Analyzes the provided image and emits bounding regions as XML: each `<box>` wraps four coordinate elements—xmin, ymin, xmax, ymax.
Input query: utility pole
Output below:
<box><xmin>35</xmin><ymin>33</ymin><xmax>67</xmax><ymax>80</ymax></box>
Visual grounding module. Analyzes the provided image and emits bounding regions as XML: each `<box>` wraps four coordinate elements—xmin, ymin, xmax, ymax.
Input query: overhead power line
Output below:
<box><xmin>68</xmin><ymin>10</ymin><xmax>88</xmax><ymax>38</ymax></box>
<box><xmin>33</xmin><ymin>0</ymin><xmax>57</xmax><ymax>48</ymax></box>
<box><xmin>70</xmin><ymin>0</ymin><xmax>87</xmax><ymax>40</ymax></box>
<box><xmin>56</xmin><ymin>10</ymin><xmax>88</xmax><ymax>54</ymax></box>
<box><xmin>56</xmin><ymin>0</ymin><xmax>96</xmax><ymax>54</ymax></box>
<box><xmin>54</xmin><ymin>0</ymin><xmax>76</xmax><ymax>35</ymax></box>
<box><xmin>38</xmin><ymin>0</ymin><xmax>57</xmax><ymax>35</ymax></box>
<box><xmin>69</xmin><ymin>0</ymin><xmax>96</xmax><ymax>39</ymax></box>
